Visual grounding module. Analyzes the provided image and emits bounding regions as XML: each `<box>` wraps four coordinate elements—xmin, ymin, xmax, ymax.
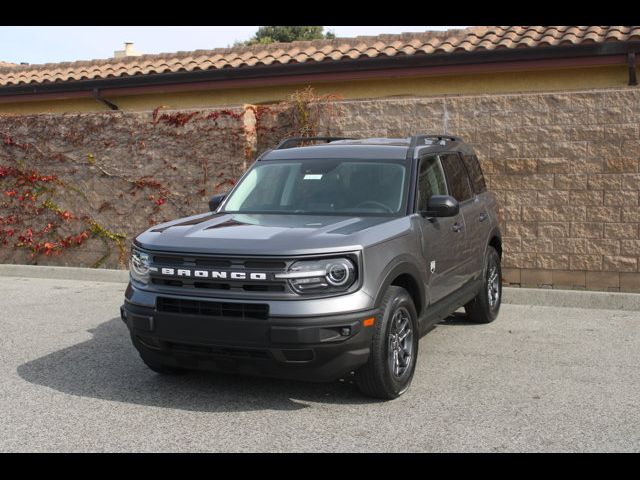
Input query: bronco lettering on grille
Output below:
<box><xmin>159</xmin><ymin>267</ymin><xmax>268</xmax><ymax>281</ymax></box>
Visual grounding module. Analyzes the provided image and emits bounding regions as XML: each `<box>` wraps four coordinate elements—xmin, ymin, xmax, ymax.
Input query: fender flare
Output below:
<box><xmin>483</xmin><ymin>225</ymin><xmax>503</xmax><ymax>259</ymax></box>
<box><xmin>373</xmin><ymin>257</ymin><xmax>426</xmax><ymax>316</ymax></box>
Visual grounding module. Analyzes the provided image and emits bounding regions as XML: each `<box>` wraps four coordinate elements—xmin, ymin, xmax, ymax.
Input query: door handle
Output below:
<box><xmin>452</xmin><ymin>222</ymin><xmax>463</xmax><ymax>233</ymax></box>
<box><xmin>479</xmin><ymin>212</ymin><xmax>489</xmax><ymax>222</ymax></box>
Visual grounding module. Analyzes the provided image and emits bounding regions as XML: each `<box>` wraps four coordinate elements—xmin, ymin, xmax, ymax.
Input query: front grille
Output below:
<box><xmin>243</xmin><ymin>260</ymin><xmax>287</xmax><ymax>270</ymax></box>
<box><xmin>242</xmin><ymin>284</ymin><xmax>285</xmax><ymax>292</ymax></box>
<box><xmin>148</xmin><ymin>253</ymin><xmax>290</xmax><ymax>295</ymax></box>
<box><xmin>152</xmin><ymin>256</ymin><xmax>231</xmax><ymax>268</ymax></box>
<box><xmin>151</xmin><ymin>278</ymin><xmax>285</xmax><ymax>292</ymax></box>
<box><xmin>156</xmin><ymin>297</ymin><xmax>269</xmax><ymax>320</ymax></box>
<box><xmin>152</xmin><ymin>278</ymin><xmax>231</xmax><ymax>290</ymax></box>
<box><xmin>166</xmin><ymin>342</ymin><xmax>271</xmax><ymax>359</ymax></box>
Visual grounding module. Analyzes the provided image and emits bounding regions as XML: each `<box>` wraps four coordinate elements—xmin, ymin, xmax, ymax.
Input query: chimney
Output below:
<box><xmin>114</xmin><ymin>42</ymin><xmax>142</xmax><ymax>58</ymax></box>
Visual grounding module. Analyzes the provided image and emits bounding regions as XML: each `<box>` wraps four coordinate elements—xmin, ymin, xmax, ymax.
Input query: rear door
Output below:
<box><xmin>417</xmin><ymin>155</ymin><xmax>467</xmax><ymax>304</ymax></box>
<box><xmin>440</xmin><ymin>153</ymin><xmax>476</xmax><ymax>289</ymax></box>
<box><xmin>460</xmin><ymin>153</ymin><xmax>490</xmax><ymax>280</ymax></box>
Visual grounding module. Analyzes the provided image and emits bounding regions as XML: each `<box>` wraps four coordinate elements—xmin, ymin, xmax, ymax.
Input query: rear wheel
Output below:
<box><xmin>355</xmin><ymin>286</ymin><xmax>418</xmax><ymax>400</ymax></box>
<box><xmin>465</xmin><ymin>246</ymin><xmax>502</xmax><ymax>324</ymax></box>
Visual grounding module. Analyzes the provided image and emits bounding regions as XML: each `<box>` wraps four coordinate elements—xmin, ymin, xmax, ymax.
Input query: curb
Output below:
<box><xmin>2</xmin><ymin>264</ymin><xmax>639</xmax><ymax>311</ymax></box>
<box><xmin>502</xmin><ymin>286</ymin><xmax>640</xmax><ymax>312</ymax></box>
<box><xmin>0</xmin><ymin>264</ymin><xmax>128</xmax><ymax>284</ymax></box>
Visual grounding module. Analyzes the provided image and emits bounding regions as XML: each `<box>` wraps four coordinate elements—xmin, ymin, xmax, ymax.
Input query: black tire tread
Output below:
<box><xmin>355</xmin><ymin>286</ymin><xmax>417</xmax><ymax>400</ymax></box>
<box><xmin>465</xmin><ymin>246</ymin><xmax>501</xmax><ymax>324</ymax></box>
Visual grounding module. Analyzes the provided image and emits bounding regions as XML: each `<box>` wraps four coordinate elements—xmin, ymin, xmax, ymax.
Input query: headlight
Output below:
<box><xmin>276</xmin><ymin>258</ymin><xmax>356</xmax><ymax>294</ymax></box>
<box><xmin>130</xmin><ymin>248</ymin><xmax>151</xmax><ymax>284</ymax></box>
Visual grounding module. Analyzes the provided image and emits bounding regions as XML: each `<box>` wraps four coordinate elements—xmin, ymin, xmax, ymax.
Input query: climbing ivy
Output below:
<box><xmin>0</xmin><ymin>87</ymin><xmax>343</xmax><ymax>268</ymax></box>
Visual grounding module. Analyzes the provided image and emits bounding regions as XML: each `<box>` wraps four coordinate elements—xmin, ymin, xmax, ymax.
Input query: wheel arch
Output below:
<box><xmin>486</xmin><ymin>226</ymin><xmax>502</xmax><ymax>259</ymax></box>
<box><xmin>374</xmin><ymin>261</ymin><xmax>425</xmax><ymax>318</ymax></box>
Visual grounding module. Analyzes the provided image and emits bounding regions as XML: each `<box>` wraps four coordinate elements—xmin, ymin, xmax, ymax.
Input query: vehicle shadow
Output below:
<box><xmin>437</xmin><ymin>311</ymin><xmax>478</xmax><ymax>326</ymax></box>
<box><xmin>16</xmin><ymin>318</ymin><xmax>379</xmax><ymax>413</ymax></box>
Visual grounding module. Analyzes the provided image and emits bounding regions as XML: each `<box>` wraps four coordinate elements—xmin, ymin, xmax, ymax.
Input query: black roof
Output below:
<box><xmin>263</xmin><ymin>144</ymin><xmax>408</xmax><ymax>161</ymax></box>
<box><xmin>261</xmin><ymin>135</ymin><xmax>474</xmax><ymax>161</ymax></box>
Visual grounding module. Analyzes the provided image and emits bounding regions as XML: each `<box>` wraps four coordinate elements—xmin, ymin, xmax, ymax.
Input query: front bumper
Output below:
<box><xmin>121</xmin><ymin>291</ymin><xmax>378</xmax><ymax>382</ymax></box>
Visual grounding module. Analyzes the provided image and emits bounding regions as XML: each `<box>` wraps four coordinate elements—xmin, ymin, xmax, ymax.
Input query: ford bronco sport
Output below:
<box><xmin>121</xmin><ymin>135</ymin><xmax>502</xmax><ymax>399</ymax></box>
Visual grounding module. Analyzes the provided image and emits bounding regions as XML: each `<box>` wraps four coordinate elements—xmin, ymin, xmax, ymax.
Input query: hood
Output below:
<box><xmin>135</xmin><ymin>212</ymin><xmax>411</xmax><ymax>255</ymax></box>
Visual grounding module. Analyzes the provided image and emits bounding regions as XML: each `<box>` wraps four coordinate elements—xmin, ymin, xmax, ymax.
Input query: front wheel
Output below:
<box><xmin>464</xmin><ymin>246</ymin><xmax>502</xmax><ymax>324</ymax></box>
<box><xmin>355</xmin><ymin>286</ymin><xmax>418</xmax><ymax>400</ymax></box>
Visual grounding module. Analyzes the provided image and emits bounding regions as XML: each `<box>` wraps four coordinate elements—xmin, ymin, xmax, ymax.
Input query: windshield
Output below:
<box><xmin>223</xmin><ymin>159</ymin><xmax>409</xmax><ymax>215</ymax></box>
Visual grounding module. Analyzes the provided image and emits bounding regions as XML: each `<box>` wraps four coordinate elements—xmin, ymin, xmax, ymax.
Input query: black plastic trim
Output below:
<box><xmin>628</xmin><ymin>52</ymin><xmax>638</xmax><ymax>86</ymax></box>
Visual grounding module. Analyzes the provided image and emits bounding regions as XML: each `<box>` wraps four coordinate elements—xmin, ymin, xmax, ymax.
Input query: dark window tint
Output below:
<box><xmin>462</xmin><ymin>154</ymin><xmax>487</xmax><ymax>193</ymax></box>
<box><xmin>417</xmin><ymin>156</ymin><xmax>448</xmax><ymax>210</ymax></box>
<box><xmin>441</xmin><ymin>153</ymin><xmax>473</xmax><ymax>202</ymax></box>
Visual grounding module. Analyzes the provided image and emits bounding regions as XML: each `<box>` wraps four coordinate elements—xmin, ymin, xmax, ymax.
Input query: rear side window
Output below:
<box><xmin>461</xmin><ymin>154</ymin><xmax>487</xmax><ymax>193</ymax></box>
<box><xmin>441</xmin><ymin>153</ymin><xmax>473</xmax><ymax>202</ymax></box>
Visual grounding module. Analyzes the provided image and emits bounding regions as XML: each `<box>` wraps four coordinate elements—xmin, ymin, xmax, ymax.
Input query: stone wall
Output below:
<box><xmin>0</xmin><ymin>108</ymin><xmax>249</xmax><ymax>268</ymax></box>
<box><xmin>1</xmin><ymin>87</ymin><xmax>639</xmax><ymax>292</ymax></box>
<box><xmin>331</xmin><ymin>89</ymin><xmax>640</xmax><ymax>292</ymax></box>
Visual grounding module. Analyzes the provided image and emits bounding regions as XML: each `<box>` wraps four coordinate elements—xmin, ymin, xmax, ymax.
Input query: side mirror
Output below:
<box><xmin>421</xmin><ymin>195</ymin><xmax>459</xmax><ymax>218</ymax></box>
<box><xmin>208</xmin><ymin>194</ymin><xmax>227</xmax><ymax>212</ymax></box>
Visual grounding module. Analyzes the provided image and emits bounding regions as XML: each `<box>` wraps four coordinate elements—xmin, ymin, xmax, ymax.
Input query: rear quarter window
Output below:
<box><xmin>462</xmin><ymin>154</ymin><xmax>487</xmax><ymax>193</ymax></box>
<box><xmin>441</xmin><ymin>153</ymin><xmax>473</xmax><ymax>202</ymax></box>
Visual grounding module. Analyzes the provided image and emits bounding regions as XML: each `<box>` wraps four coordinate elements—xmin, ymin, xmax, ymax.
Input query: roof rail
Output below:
<box><xmin>413</xmin><ymin>134</ymin><xmax>461</xmax><ymax>145</ymax></box>
<box><xmin>406</xmin><ymin>134</ymin><xmax>461</xmax><ymax>159</ymax></box>
<box><xmin>275</xmin><ymin>136</ymin><xmax>353</xmax><ymax>150</ymax></box>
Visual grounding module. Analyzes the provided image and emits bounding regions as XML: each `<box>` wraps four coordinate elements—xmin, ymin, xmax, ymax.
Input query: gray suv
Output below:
<box><xmin>121</xmin><ymin>135</ymin><xmax>502</xmax><ymax>399</ymax></box>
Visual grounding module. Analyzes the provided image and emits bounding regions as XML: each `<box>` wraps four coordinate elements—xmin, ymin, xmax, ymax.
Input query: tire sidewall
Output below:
<box><xmin>380</xmin><ymin>291</ymin><xmax>419</xmax><ymax>396</ymax></box>
<box><xmin>484</xmin><ymin>247</ymin><xmax>502</xmax><ymax>320</ymax></box>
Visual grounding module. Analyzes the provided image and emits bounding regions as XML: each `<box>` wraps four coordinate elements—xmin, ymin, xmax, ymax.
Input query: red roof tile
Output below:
<box><xmin>1</xmin><ymin>26</ymin><xmax>639</xmax><ymax>87</ymax></box>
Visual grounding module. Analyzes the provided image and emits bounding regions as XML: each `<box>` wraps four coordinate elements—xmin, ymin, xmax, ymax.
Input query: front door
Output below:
<box><xmin>417</xmin><ymin>155</ymin><xmax>467</xmax><ymax>305</ymax></box>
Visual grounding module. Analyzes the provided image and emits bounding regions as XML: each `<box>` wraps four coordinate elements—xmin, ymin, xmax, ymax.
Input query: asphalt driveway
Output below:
<box><xmin>1</xmin><ymin>276</ymin><xmax>638</xmax><ymax>452</ymax></box>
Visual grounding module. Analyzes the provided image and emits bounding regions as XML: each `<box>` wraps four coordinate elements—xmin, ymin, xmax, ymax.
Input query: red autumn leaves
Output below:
<box><xmin>0</xmin><ymin>165</ymin><xmax>88</xmax><ymax>256</ymax></box>
<box><xmin>131</xmin><ymin>176</ymin><xmax>168</xmax><ymax>211</ymax></box>
<box><xmin>35</xmin><ymin>230</ymin><xmax>90</xmax><ymax>256</ymax></box>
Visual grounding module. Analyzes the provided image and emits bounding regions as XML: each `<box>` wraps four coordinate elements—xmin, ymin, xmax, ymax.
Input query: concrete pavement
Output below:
<box><xmin>0</xmin><ymin>276</ymin><xmax>638</xmax><ymax>452</ymax></box>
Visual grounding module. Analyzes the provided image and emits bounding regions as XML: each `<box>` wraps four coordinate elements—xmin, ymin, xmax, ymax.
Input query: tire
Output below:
<box><xmin>464</xmin><ymin>246</ymin><xmax>502</xmax><ymax>324</ymax></box>
<box><xmin>355</xmin><ymin>286</ymin><xmax>418</xmax><ymax>400</ymax></box>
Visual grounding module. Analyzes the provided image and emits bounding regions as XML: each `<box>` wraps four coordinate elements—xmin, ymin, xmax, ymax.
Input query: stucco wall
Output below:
<box><xmin>0</xmin><ymin>64</ymin><xmax>632</xmax><ymax>114</ymax></box>
<box><xmin>1</xmin><ymin>87</ymin><xmax>640</xmax><ymax>292</ymax></box>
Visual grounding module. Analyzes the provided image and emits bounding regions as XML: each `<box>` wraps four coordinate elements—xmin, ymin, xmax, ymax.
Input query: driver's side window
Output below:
<box><xmin>417</xmin><ymin>156</ymin><xmax>448</xmax><ymax>210</ymax></box>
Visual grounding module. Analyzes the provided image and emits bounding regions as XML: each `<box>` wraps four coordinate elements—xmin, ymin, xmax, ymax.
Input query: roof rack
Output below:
<box><xmin>275</xmin><ymin>136</ymin><xmax>353</xmax><ymax>150</ymax></box>
<box><xmin>406</xmin><ymin>134</ymin><xmax>461</xmax><ymax>159</ymax></box>
<box><xmin>411</xmin><ymin>134</ymin><xmax>461</xmax><ymax>146</ymax></box>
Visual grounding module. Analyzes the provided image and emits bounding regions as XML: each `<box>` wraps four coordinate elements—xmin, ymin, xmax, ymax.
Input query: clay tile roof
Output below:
<box><xmin>1</xmin><ymin>26</ymin><xmax>639</xmax><ymax>88</ymax></box>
